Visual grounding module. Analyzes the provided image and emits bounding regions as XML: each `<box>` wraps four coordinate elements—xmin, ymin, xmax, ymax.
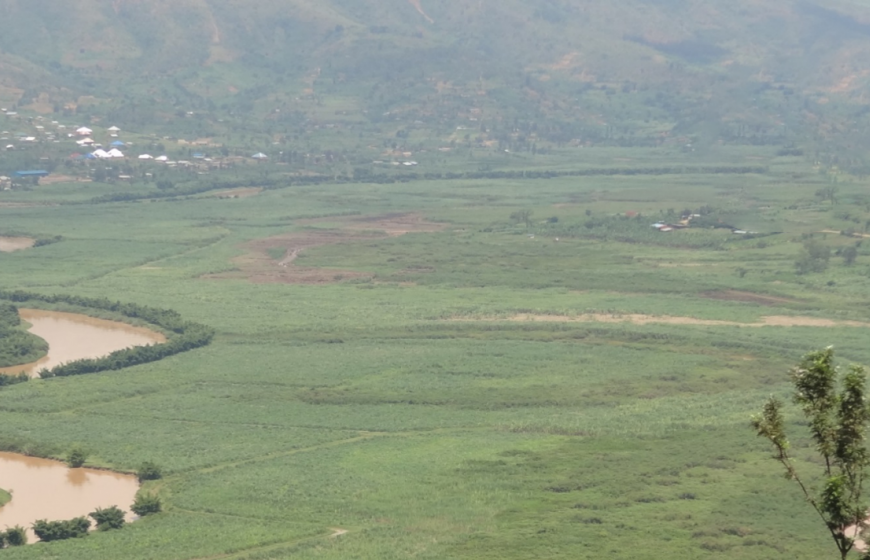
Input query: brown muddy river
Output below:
<box><xmin>0</xmin><ymin>309</ymin><xmax>167</xmax><ymax>377</ymax></box>
<box><xmin>0</xmin><ymin>452</ymin><xmax>138</xmax><ymax>541</ymax></box>
<box><xmin>0</xmin><ymin>237</ymin><xmax>35</xmax><ymax>252</ymax></box>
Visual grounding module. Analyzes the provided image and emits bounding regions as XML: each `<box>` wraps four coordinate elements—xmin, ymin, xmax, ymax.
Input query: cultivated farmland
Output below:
<box><xmin>0</xmin><ymin>145</ymin><xmax>869</xmax><ymax>559</ymax></box>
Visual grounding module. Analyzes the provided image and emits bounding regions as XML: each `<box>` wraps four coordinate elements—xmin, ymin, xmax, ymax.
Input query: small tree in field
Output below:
<box><xmin>90</xmin><ymin>506</ymin><xmax>126</xmax><ymax>531</ymax></box>
<box><xmin>130</xmin><ymin>492</ymin><xmax>161</xmax><ymax>517</ymax></box>
<box><xmin>66</xmin><ymin>446</ymin><xmax>87</xmax><ymax>468</ymax></box>
<box><xmin>136</xmin><ymin>461</ymin><xmax>163</xmax><ymax>482</ymax></box>
<box><xmin>752</xmin><ymin>348</ymin><xmax>870</xmax><ymax>560</ymax></box>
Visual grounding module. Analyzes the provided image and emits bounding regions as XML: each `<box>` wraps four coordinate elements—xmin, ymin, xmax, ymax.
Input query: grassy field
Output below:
<box><xmin>0</xmin><ymin>145</ymin><xmax>868</xmax><ymax>558</ymax></box>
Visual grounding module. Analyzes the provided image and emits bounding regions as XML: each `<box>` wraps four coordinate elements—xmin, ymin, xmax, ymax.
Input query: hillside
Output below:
<box><xmin>1</xmin><ymin>0</ymin><xmax>870</xmax><ymax>160</ymax></box>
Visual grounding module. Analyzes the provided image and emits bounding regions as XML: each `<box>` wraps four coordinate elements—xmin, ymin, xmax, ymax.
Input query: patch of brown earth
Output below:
<box><xmin>407</xmin><ymin>0</ymin><xmax>435</xmax><ymax>23</ymax></box>
<box><xmin>701</xmin><ymin>290</ymin><xmax>797</xmax><ymax>306</ymax></box>
<box><xmin>39</xmin><ymin>174</ymin><xmax>86</xmax><ymax>185</ymax></box>
<box><xmin>819</xmin><ymin>229</ymin><xmax>870</xmax><ymax>238</ymax></box>
<box><xmin>0</xmin><ymin>237</ymin><xmax>34</xmax><ymax>252</ymax></box>
<box><xmin>454</xmin><ymin>314</ymin><xmax>870</xmax><ymax>328</ymax></box>
<box><xmin>203</xmin><ymin>213</ymin><xmax>444</xmax><ymax>285</ymax></box>
<box><xmin>0</xmin><ymin>203</ymin><xmax>53</xmax><ymax>208</ymax></box>
<box><xmin>211</xmin><ymin>187</ymin><xmax>262</xmax><ymax>199</ymax></box>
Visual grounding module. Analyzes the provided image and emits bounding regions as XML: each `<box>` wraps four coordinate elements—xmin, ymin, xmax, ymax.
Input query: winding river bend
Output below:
<box><xmin>0</xmin><ymin>453</ymin><xmax>138</xmax><ymax>541</ymax></box>
<box><xmin>0</xmin><ymin>309</ymin><xmax>161</xmax><ymax>540</ymax></box>
<box><xmin>0</xmin><ymin>309</ymin><xmax>167</xmax><ymax>377</ymax></box>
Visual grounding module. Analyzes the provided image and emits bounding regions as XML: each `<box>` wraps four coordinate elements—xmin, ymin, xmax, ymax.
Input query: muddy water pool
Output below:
<box><xmin>0</xmin><ymin>309</ymin><xmax>167</xmax><ymax>377</ymax></box>
<box><xmin>0</xmin><ymin>453</ymin><xmax>138</xmax><ymax>541</ymax></box>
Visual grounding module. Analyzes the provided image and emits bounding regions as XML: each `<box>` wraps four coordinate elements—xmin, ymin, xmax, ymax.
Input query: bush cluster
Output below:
<box><xmin>32</xmin><ymin>517</ymin><xmax>90</xmax><ymax>541</ymax></box>
<box><xmin>0</xmin><ymin>526</ymin><xmax>27</xmax><ymax>547</ymax></box>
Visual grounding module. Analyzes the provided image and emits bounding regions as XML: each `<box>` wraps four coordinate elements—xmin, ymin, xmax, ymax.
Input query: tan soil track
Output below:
<box><xmin>454</xmin><ymin>313</ymin><xmax>870</xmax><ymax>328</ymax></box>
<box><xmin>211</xmin><ymin>187</ymin><xmax>262</xmax><ymax>199</ymax></box>
<box><xmin>701</xmin><ymin>290</ymin><xmax>798</xmax><ymax>306</ymax></box>
<box><xmin>408</xmin><ymin>0</ymin><xmax>435</xmax><ymax>23</ymax></box>
<box><xmin>39</xmin><ymin>174</ymin><xmax>87</xmax><ymax>185</ymax></box>
<box><xmin>203</xmin><ymin>213</ymin><xmax>443</xmax><ymax>284</ymax></box>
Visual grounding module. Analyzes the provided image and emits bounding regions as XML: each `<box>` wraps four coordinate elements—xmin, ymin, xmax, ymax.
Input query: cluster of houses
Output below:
<box><xmin>74</xmin><ymin>126</ymin><xmax>127</xmax><ymax>159</ymax></box>
<box><xmin>3</xmin><ymin>117</ymin><xmax>272</xmax><ymax>164</ymax></box>
<box><xmin>651</xmin><ymin>214</ymin><xmax>753</xmax><ymax>235</ymax></box>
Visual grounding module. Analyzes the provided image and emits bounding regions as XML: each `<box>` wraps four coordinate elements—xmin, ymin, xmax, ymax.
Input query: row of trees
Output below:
<box><xmin>32</xmin><ymin>495</ymin><xmax>160</xmax><ymax>543</ymax></box>
<box><xmin>82</xmin><ymin>164</ymin><xmax>769</xmax><ymax>205</ymax></box>
<box><xmin>0</xmin><ymin>291</ymin><xmax>214</xmax><ymax>380</ymax></box>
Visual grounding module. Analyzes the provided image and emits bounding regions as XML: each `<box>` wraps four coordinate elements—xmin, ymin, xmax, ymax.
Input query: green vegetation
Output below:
<box><xmin>136</xmin><ymin>461</ymin><xmax>163</xmax><ymax>483</ymax></box>
<box><xmin>32</xmin><ymin>517</ymin><xmax>90</xmax><ymax>542</ymax></box>
<box><xmin>3</xmin><ymin>3</ymin><xmax>870</xmax><ymax>555</ymax></box>
<box><xmin>66</xmin><ymin>446</ymin><xmax>87</xmax><ymax>468</ymax></box>
<box><xmin>0</xmin><ymin>488</ymin><xmax>11</xmax><ymax>508</ymax></box>
<box><xmin>0</xmin><ymin>145</ymin><xmax>868</xmax><ymax>558</ymax></box>
<box><xmin>90</xmin><ymin>506</ymin><xmax>126</xmax><ymax>531</ymax></box>
<box><xmin>753</xmin><ymin>348</ymin><xmax>870</xmax><ymax>560</ymax></box>
<box><xmin>130</xmin><ymin>493</ymin><xmax>161</xmax><ymax>517</ymax></box>
<box><xmin>0</xmin><ymin>302</ymin><xmax>47</xmax><ymax>369</ymax></box>
<box><xmin>1</xmin><ymin>527</ymin><xmax>27</xmax><ymax>547</ymax></box>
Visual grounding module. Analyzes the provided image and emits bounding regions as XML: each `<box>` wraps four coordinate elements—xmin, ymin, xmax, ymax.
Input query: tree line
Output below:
<box><xmin>0</xmin><ymin>291</ymin><xmax>214</xmax><ymax>380</ymax></box>
<box><xmin>82</xmin><ymin>165</ymin><xmax>769</xmax><ymax>205</ymax></box>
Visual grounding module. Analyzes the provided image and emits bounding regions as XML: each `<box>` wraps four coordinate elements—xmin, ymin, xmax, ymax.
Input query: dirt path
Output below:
<box><xmin>819</xmin><ymin>229</ymin><xmax>870</xmax><ymax>238</ymax></box>
<box><xmin>203</xmin><ymin>213</ymin><xmax>444</xmax><ymax>284</ymax></box>
<box><xmin>408</xmin><ymin>0</ymin><xmax>435</xmax><ymax>23</ymax></box>
<box><xmin>330</xmin><ymin>528</ymin><xmax>348</xmax><ymax>538</ymax></box>
<box><xmin>279</xmin><ymin>248</ymin><xmax>300</xmax><ymax>267</ymax></box>
<box><xmin>701</xmin><ymin>290</ymin><xmax>798</xmax><ymax>306</ymax></box>
<box><xmin>452</xmin><ymin>313</ymin><xmax>870</xmax><ymax>328</ymax></box>
<box><xmin>211</xmin><ymin>187</ymin><xmax>262</xmax><ymax>199</ymax></box>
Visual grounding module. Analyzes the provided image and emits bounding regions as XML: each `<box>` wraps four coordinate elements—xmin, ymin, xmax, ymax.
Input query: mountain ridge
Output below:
<box><xmin>2</xmin><ymin>0</ymin><xmax>870</xmax><ymax>161</ymax></box>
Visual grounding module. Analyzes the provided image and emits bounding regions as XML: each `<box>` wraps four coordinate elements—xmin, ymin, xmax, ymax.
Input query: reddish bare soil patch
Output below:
<box><xmin>40</xmin><ymin>174</ymin><xmax>87</xmax><ymax>185</ymax></box>
<box><xmin>211</xmin><ymin>187</ymin><xmax>262</xmax><ymax>199</ymax></box>
<box><xmin>203</xmin><ymin>213</ymin><xmax>444</xmax><ymax>285</ymax></box>
<box><xmin>701</xmin><ymin>290</ymin><xmax>797</xmax><ymax>306</ymax></box>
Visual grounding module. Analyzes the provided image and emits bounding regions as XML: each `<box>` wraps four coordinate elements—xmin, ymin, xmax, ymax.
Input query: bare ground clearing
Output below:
<box><xmin>39</xmin><ymin>174</ymin><xmax>89</xmax><ymax>185</ymax></box>
<box><xmin>0</xmin><ymin>202</ymin><xmax>56</xmax><ymax>208</ymax></box>
<box><xmin>451</xmin><ymin>313</ymin><xmax>870</xmax><ymax>328</ymax></box>
<box><xmin>202</xmin><ymin>213</ymin><xmax>443</xmax><ymax>284</ymax></box>
<box><xmin>210</xmin><ymin>187</ymin><xmax>262</xmax><ymax>199</ymax></box>
<box><xmin>701</xmin><ymin>290</ymin><xmax>799</xmax><ymax>306</ymax></box>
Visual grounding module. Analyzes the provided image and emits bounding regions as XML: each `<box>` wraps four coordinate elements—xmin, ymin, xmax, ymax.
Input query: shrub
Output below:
<box><xmin>3</xmin><ymin>526</ymin><xmax>26</xmax><ymax>546</ymax></box>
<box><xmin>131</xmin><ymin>492</ymin><xmax>161</xmax><ymax>516</ymax></box>
<box><xmin>66</xmin><ymin>446</ymin><xmax>87</xmax><ymax>468</ymax></box>
<box><xmin>32</xmin><ymin>517</ymin><xmax>90</xmax><ymax>541</ymax></box>
<box><xmin>90</xmin><ymin>506</ymin><xmax>126</xmax><ymax>531</ymax></box>
<box><xmin>137</xmin><ymin>461</ymin><xmax>163</xmax><ymax>482</ymax></box>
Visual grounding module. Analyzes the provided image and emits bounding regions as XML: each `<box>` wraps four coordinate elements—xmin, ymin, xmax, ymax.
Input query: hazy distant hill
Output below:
<box><xmin>2</xmin><ymin>0</ymin><xmax>870</xmax><ymax>156</ymax></box>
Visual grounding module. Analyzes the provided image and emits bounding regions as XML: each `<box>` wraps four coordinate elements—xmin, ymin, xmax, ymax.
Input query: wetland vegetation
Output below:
<box><xmin>4</xmin><ymin>1</ymin><xmax>870</xmax><ymax>557</ymax></box>
<box><xmin>1</xmin><ymin>142</ymin><xmax>870</xmax><ymax>557</ymax></box>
